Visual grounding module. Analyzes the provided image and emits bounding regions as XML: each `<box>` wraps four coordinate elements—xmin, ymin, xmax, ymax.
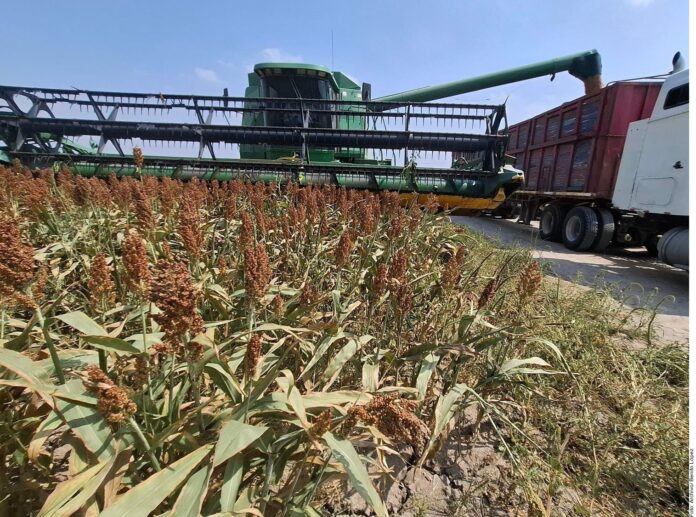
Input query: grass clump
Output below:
<box><xmin>505</xmin><ymin>279</ymin><xmax>688</xmax><ymax>515</ymax></box>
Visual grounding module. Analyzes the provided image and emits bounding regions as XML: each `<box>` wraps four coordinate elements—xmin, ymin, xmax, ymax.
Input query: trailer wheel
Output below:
<box><xmin>539</xmin><ymin>203</ymin><xmax>567</xmax><ymax>242</ymax></box>
<box><xmin>562</xmin><ymin>206</ymin><xmax>599</xmax><ymax>251</ymax></box>
<box><xmin>591</xmin><ymin>208</ymin><xmax>615</xmax><ymax>252</ymax></box>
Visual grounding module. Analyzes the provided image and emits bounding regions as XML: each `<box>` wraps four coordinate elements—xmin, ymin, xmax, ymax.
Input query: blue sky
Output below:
<box><xmin>3</xmin><ymin>0</ymin><xmax>688</xmax><ymax>124</ymax></box>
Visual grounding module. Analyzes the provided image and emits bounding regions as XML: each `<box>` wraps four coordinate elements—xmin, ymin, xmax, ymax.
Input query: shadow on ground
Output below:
<box><xmin>451</xmin><ymin>216</ymin><xmax>688</xmax><ymax>341</ymax></box>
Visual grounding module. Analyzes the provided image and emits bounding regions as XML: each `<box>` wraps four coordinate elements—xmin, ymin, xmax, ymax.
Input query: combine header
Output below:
<box><xmin>0</xmin><ymin>50</ymin><xmax>602</xmax><ymax>210</ymax></box>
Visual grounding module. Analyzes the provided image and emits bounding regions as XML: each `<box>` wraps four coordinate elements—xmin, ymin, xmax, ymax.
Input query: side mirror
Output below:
<box><xmin>361</xmin><ymin>83</ymin><xmax>372</xmax><ymax>101</ymax></box>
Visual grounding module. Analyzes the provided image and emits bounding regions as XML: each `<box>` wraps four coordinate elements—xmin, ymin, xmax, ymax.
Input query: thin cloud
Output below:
<box><xmin>624</xmin><ymin>0</ymin><xmax>655</xmax><ymax>6</ymax></box>
<box><xmin>216</xmin><ymin>59</ymin><xmax>236</xmax><ymax>69</ymax></box>
<box><xmin>259</xmin><ymin>48</ymin><xmax>303</xmax><ymax>63</ymax></box>
<box><xmin>194</xmin><ymin>67</ymin><xmax>221</xmax><ymax>84</ymax></box>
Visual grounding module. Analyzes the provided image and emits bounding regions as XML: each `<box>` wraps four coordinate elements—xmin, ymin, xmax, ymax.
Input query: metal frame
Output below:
<box><xmin>1</xmin><ymin>84</ymin><xmax>509</xmax><ymax>181</ymax></box>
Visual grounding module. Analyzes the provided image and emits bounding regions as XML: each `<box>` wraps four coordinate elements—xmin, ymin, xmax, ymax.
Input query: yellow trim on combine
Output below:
<box><xmin>399</xmin><ymin>188</ymin><xmax>507</xmax><ymax>212</ymax></box>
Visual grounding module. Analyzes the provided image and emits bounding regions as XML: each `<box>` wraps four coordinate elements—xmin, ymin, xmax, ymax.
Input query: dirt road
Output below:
<box><xmin>452</xmin><ymin>216</ymin><xmax>689</xmax><ymax>344</ymax></box>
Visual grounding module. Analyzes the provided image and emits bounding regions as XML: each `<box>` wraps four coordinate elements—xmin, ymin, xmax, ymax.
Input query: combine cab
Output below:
<box><xmin>0</xmin><ymin>50</ymin><xmax>602</xmax><ymax>211</ymax></box>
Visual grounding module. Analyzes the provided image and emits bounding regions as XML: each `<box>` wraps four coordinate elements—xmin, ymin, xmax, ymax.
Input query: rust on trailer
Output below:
<box><xmin>508</xmin><ymin>82</ymin><xmax>661</xmax><ymax>201</ymax></box>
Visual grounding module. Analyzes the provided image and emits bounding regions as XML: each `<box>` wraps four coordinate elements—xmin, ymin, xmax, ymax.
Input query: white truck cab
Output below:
<box><xmin>611</xmin><ymin>67</ymin><xmax>689</xmax><ymax>268</ymax></box>
<box><xmin>612</xmin><ymin>68</ymin><xmax>688</xmax><ymax>216</ymax></box>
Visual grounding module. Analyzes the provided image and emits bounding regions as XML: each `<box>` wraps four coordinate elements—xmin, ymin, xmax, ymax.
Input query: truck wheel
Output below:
<box><xmin>591</xmin><ymin>208</ymin><xmax>615</xmax><ymax>252</ymax></box>
<box><xmin>562</xmin><ymin>206</ymin><xmax>599</xmax><ymax>251</ymax></box>
<box><xmin>539</xmin><ymin>203</ymin><xmax>567</xmax><ymax>242</ymax></box>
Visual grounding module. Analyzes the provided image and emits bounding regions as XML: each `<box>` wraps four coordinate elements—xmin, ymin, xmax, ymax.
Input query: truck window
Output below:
<box><xmin>663</xmin><ymin>83</ymin><xmax>689</xmax><ymax>109</ymax></box>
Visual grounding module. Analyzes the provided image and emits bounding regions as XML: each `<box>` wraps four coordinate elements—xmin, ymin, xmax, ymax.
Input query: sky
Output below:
<box><xmin>2</xmin><ymin>0</ymin><xmax>688</xmax><ymax>126</ymax></box>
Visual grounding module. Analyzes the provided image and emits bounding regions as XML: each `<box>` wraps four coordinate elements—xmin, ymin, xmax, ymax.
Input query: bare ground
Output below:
<box><xmin>451</xmin><ymin>216</ymin><xmax>689</xmax><ymax>345</ymax></box>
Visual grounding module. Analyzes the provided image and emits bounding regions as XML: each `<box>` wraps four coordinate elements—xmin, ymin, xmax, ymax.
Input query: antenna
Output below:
<box><xmin>331</xmin><ymin>30</ymin><xmax>334</xmax><ymax>70</ymax></box>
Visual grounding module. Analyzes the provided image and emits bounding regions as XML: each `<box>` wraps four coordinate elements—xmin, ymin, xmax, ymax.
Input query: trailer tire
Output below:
<box><xmin>539</xmin><ymin>203</ymin><xmax>567</xmax><ymax>242</ymax></box>
<box><xmin>591</xmin><ymin>208</ymin><xmax>615</xmax><ymax>252</ymax></box>
<box><xmin>562</xmin><ymin>206</ymin><xmax>599</xmax><ymax>251</ymax></box>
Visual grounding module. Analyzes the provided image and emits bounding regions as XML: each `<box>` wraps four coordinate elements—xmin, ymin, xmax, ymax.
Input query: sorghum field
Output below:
<box><xmin>0</xmin><ymin>160</ymin><xmax>687</xmax><ymax>516</ymax></box>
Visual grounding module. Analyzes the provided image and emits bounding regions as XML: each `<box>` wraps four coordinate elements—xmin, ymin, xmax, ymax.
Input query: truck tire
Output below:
<box><xmin>562</xmin><ymin>206</ymin><xmax>599</xmax><ymax>251</ymax></box>
<box><xmin>591</xmin><ymin>208</ymin><xmax>615</xmax><ymax>252</ymax></box>
<box><xmin>539</xmin><ymin>203</ymin><xmax>567</xmax><ymax>242</ymax></box>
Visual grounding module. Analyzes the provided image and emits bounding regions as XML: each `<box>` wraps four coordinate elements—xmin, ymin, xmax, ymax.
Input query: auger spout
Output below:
<box><xmin>374</xmin><ymin>50</ymin><xmax>603</xmax><ymax>104</ymax></box>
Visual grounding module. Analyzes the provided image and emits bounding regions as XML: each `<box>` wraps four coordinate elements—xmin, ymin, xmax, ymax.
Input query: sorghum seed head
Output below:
<box><xmin>133</xmin><ymin>147</ymin><xmax>145</xmax><ymax>169</ymax></box>
<box><xmin>388</xmin><ymin>248</ymin><xmax>409</xmax><ymax>282</ymax></box>
<box><xmin>217</xmin><ymin>255</ymin><xmax>228</xmax><ymax>276</ymax></box>
<box><xmin>310</xmin><ymin>409</ymin><xmax>333</xmax><ymax>437</ymax></box>
<box><xmin>478</xmin><ymin>277</ymin><xmax>499</xmax><ymax>309</ymax></box>
<box><xmin>83</xmin><ymin>365</ymin><xmax>137</xmax><ymax>426</ymax></box>
<box><xmin>240</xmin><ymin>211</ymin><xmax>254</xmax><ymax>250</ymax></box>
<box><xmin>0</xmin><ymin>214</ymin><xmax>35</xmax><ymax>307</ymax></box>
<box><xmin>441</xmin><ymin>245</ymin><xmax>467</xmax><ymax>291</ymax></box>
<box><xmin>244</xmin><ymin>334</ymin><xmax>262</xmax><ymax>379</ymax></box>
<box><xmin>147</xmin><ymin>260</ymin><xmax>204</xmax><ymax>356</ymax></box>
<box><xmin>244</xmin><ymin>244</ymin><xmax>271</xmax><ymax>303</ymax></box>
<box><xmin>335</xmin><ymin>231</ymin><xmax>354</xmax><ymax>267</ymax></box>
<box><xmin>387</xmin><ymin>206</ymin><xmax>406</xmax><ymax>239</ymax></box>
<box><xmin>122</xmin><ymin>230</ymin><xmax>150</xmax><ymax>293</ymax></box>
<box><xmin>178</xmin><ymin>198</ymin><xmax>204</xmax><ymax>261</ymax></box>
<box><xmin>88</xmin><ymin>253</ymin><xmax>116</xmax><ymax>311</ymax></box>
<box><xmin>272</xmin><ymin>294</ymin><xmax>284</xmax><ymax>317</ymax></box>
<box><xmin>133</xmin><ymin>184</ymin><xmax>155</xmax><ymax>232</ymax></box>
<box><xmin>300</xmin><ymin>283</ymin><xmax>318</xmax><ymax>306</ymax></box>
<box><xmin>518</xmin><ymin>261</ymin><xmax>542</xmax><ymax>299</ymax></box>
<box><xmin>346</xmin><ymin>394</ymin><xmax>429</xmax><ymax>456</ymax></box>
<box><xmin>371</xmin><ymin>264</ymin><xmax>388</xmax><ymax>300</ymax></box>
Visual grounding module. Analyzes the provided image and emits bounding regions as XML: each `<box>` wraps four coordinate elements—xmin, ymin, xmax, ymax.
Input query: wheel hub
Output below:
<box><xmin>541</xmin><ymin>211</ymin><xmax>554</xmax><ymax>234</ymax></box>
<box><xmin>566</xmin><ymin>215</ymin><xmax>582</xmax><ymax>241</ymax></box>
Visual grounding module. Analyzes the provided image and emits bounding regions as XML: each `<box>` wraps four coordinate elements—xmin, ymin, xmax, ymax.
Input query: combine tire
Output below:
<box><xmin>539</xmin><ymin>203</ymin><xmax>567</xmax><ymax>242</ymax></box>
<box><xmin>591</xmin><ymin>207</ymin><xmax>615</xmax><ymax>252</ymax></box>
<box><xmin>562</xmin><ymin>206</ymin><xmax>599</xmax><ymax>251</ymax></box>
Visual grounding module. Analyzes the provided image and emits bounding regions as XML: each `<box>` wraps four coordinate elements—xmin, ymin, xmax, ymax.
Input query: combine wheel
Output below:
<box><xmin>562</xmin><ymin>206</ymin><xmax>599</xmax><ymax>251</ymax></box>
<box><xmin>591</xmin><ymin>207</ymin><xmax>615</xmax><ymax>252</ymax></box>
<box><xmin>539</xmin><ymin>203</ymin><xmax>567</xmax><ymax>242</ymax></box>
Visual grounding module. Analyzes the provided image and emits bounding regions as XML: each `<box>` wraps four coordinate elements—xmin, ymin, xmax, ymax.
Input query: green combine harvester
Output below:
<box><xmin>0</xmin><ymin>50</ymin><xmax>601</xmax><ymax>211</ymax></box>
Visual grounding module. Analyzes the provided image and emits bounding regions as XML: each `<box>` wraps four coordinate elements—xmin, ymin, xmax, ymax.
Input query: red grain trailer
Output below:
<box><xmin>506</xmin><ymin>81</ymin><xmax>668</xmax><ymax>252</ymax></box>
<box><xmin>509</xmin><ymin>82</ymin><xmax>660</xmax><ymax>198</ymax></box>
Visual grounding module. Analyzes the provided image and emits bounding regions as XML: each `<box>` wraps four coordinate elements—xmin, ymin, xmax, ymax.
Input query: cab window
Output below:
<box><xmin>664</xmin><ymin>83</ymin><xmax>689</xmax><ymax>109</ymax></box>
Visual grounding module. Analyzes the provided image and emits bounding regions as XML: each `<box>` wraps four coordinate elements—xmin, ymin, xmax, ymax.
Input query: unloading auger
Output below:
<box><xmin>0</xmin><ymin>50</ymin><xmax>601</xmax><ymax>211</ymax></box>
